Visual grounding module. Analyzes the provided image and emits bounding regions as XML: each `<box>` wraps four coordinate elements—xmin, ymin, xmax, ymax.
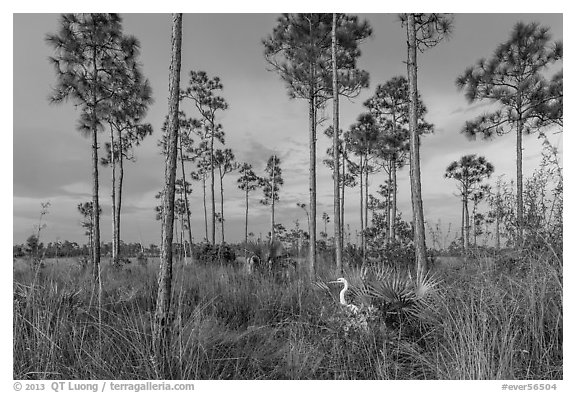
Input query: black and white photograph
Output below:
<box><xmin>11</xmin><ymin>5</ymin><xmax>565</xmax><ymax>388</ymax></box>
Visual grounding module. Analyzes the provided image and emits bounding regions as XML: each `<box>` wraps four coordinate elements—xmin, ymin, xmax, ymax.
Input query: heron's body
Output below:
<box><xmin>329</xmin><ymin>278</ymin><xmax>359</xmax><ymax>313</ymax></box>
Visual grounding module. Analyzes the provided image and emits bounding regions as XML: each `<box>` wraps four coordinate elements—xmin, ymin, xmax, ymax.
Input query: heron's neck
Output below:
<box><xmin>339</xmin><ymin>281</ymin><xmax>348</xmax><ymax>306</ymax></box>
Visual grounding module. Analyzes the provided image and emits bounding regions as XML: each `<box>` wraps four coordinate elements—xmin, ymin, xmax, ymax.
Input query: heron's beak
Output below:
<box><xmin>328</xmin><ymin>280</ymin><xmax>338</xmax><ymax>284</ymax></box>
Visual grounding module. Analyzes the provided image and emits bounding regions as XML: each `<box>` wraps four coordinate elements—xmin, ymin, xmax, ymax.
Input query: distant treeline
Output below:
<box><xmin>13</xmin><ymin>240</ymin><xmax>161</xmax><ymax>259</ymax></box>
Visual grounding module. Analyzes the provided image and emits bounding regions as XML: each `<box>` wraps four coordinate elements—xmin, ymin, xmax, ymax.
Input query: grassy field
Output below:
<box><xmin>13</xmin><ymin>251</ymin><xmax>562</xmax><ymax>380</ymax></box>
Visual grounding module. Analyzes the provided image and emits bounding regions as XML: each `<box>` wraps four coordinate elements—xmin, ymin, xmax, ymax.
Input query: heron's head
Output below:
<box><xmin>328</xmin><ymin>277</ymin><xmax>347</xmax><ymax>285</ymax></box>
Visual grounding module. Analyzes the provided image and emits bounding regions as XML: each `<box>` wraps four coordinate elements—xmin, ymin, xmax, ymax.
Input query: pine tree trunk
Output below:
<box><xmin>154</xmin><ymin>12</ymin><xmax>182</xmax><ymax>371</ymax></box>
<box><xmin>202</xmin><ymin>173</ymin><xmax>208</xmax><ymax>242</ymax></box>
<box><xmin>464</xmin><ymin>195</ymin><xmax>470</xmax><ymax>254</ymax></box>
<box><xmin>384</xmin><ymin>163</ymin><xmax>391</xmax><ymax>244</ymax></box>
<box><xmin>179</xmin><ymin>139</ymin><xmax>193</xmax><ymax>258</ymax></box>
<box><xmin>390</xmin><ymin>161</ymin><xmax>397</xmax><ymax>243</ymax></box>
<box><xmin>495</xmin><ymin>186</ymin><xmax>501</xmax><ymax>251</ymax></box>
<box><xmin>110</xmin><ymin>126</ymin><xmax>117</xmax><ymax>265</ymax></box>
<box><xmin>341</xmin><ymin>150</ymin><xmax>346</xmax><ymax>249</ymax></box>
<box><xmin>271</xmin><ymin>197</ymin><xmax>275</xmax><ymax>245</ymax></box>
<box><xmin>364</xmin><ymin>161</ymin><xmax>369</xmax><ymax>240</ymax></box>
<box><xmin>359</xmin><ymin>155</ymin><xmax>364</xmax><ymax>260</ymax></box>
<box><xmin>89</xmin><ymin>226</ymin><xmax>93</xmax><ymax>264</ymax></box>
<box><xmin>244</xmin><ymin>188</ymin><xmax>249</xmax><ymax>245</ymax></box>
<box><xmin>219</xmin><ymin>168</ymin><xmax>225</xmax><ymax>244</ymax></box>
<box><xmin>473</xmin><ymin>203</ymin><xmax>478</xmax><ymax>247</ymax></box>
<box><xmin>91</xmin><ymin>121</ymin><xmax>101</xmax><ymax>284</ymax></box>
<box><xmin>271</xmin><ymin>159</ymin><xmax>276</xmax><ymax>245</ymax></box>
<box><xmin>332</xmin><ymin>13</ymin><xmax>343</xmax><ymax>276</ymax></box>
<box><xmin>308</xmin><ymin>17</ymin><xmax>317</xmax><ymax>279</ymax></box>
<box><xmin>90</xmin><ymin>53</ymin><xmax>101</xmax><ymax>286</ymax></box>
<box><xmin>407</xmin><ymin>14</ymin><xmax>428</xmax><ymax>279</ymax></box>
<box><xmin>176</xmin><ymin>187</ymin><xmax>183</xmax><ymax>260</ymax></box>
<box><xmin>179</xmin><ymin>205</ymin><xmax>185</xmax><ymax>260</ymax></box>
<box><xmin>516</xmin><ymin>118</ymin><xmax>523</xmax><ymax>246</ymax></box>
<box><xmin>210</xmin><ymin>134</ymin><xmax>216</xmax><ymax>245</ymax></box>
<box><xmin>308</xmin><ymin>92</ymin><xmax>317</xmax><ymax>279</ymax></box>
<box><xmin>461</xmin><ymin>196</ymin><xmax>465</xmax><ymax>252</ymax></box>
<box><xmin>116</xmin><ymin>128</ymin><xmax>123</xmax><ymax>264</ymax></box>
<box><xmin>389</xmin><ymin>112</ymin><xmax>398</xmax><ymax>244</ymax></box>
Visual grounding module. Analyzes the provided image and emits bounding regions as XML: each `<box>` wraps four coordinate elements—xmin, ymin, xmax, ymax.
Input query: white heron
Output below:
<box><xmin>245</xmin><ymin>255</ymin><xmax>260</xmax><ymax>274</ymax></box>
<box><xmin>328</xmin><ymin>277</ymin><xmax>359</xmax><ymax>314</ymax></box>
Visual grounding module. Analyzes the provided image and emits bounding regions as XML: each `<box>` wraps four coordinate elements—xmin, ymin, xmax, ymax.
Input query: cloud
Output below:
<box><xmin>449</xmin><ymin>100</ymin><xmax>495</xmax><ymax>115</ymax></box>
<box><xmin>59</xmin><ymin>182</ymin><xmax>92</xmax><ymax>198</ymax></box>
<box><xmin>237</xmin><ymin>139</ymin><xmax>277</xmax><ymax>170</ymax></box>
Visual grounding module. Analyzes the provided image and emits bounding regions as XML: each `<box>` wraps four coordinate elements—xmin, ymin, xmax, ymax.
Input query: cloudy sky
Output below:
<box><xmin>13</xmin><ymin>13</ymin><xmax>563</xmax><ymax>247</ymax></box>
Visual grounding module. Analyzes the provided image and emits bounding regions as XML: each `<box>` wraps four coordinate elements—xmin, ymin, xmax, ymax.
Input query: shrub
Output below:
<box><xmin>365</xmin><ymin>242</ymin><xmax>436</xmax><ymax>271</ymax></box>
<box><xmin>194</xmin><ymin>242</ymin><xmax>237</xmax><ymax>265</ymax></box>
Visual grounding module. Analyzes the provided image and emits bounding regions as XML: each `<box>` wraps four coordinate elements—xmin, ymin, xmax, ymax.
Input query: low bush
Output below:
<box><xmin>193</xmin><ymin>242</ymin><xmax>237</xmax><ymax>265</ymax></box>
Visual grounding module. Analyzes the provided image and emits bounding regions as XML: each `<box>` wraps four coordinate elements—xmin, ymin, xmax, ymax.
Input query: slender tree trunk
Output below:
<box><xmin>407</xmin><ymin>14</ymin><xmax>428</xmax><ymax>279</ymax></box>
<box><xmin>495</xmin><ymin>184</ymin><xmax>501</xmax><ymax>251</ymax></box>
<box><xmin>384</xmin><ymin>164</ymin><xmax>391</xmax><ymax>244</ymax></box>
<box><xmin>219</xmin><ymin>168</ymin><xmax>225</xmax><ymax>244</ymax></box>
<box><xmin>364</xmin><ymin>161</ymin><xmax>369</xmax><ymax>239</ymax></box>
<box><xmin>359</xmin><ymin>155</ymin><xmax>364</xmax><ymax>261</ymax></box>
<box><xmin>461</xmin><ymin>196</ymin><xmax>465</xmax><ymax>252</ymax></box>
<box><xmin>110</xmin><ymin>126</ymin><xmax>117</xmax><ymax>265</ymax></box>
<box><xmin>341</xmin><ymin>150</ymin><xmax>346</xmax><ymax>249</ymax></box>
<box><xmin>464</xmin><ymin>195</ymin><xmax>470</xmax><ymax>254</ymax></box>
<box><xmin>116</xmin><ymin>129</ymin><xmax>124</xmax><ymax>263</ymax></box>
<box><xmin>308</xmin><ymin>18</ymin><xmax>317</xmax><ymax>279</ymax></box>
<box><xmin>179</xmin><ymin>205</ymin><xmax>185</xmax><ymax>261</ymax></box>
<box><xmin>473</xmin><ymin>203</ymin><xmax>478</xmax><ymax>248</ymax></box>
<box><xmin>271</xmin><ymin>197</ymin><xmax>276</xmax><ymax>245</ymax></box>
<box><xmin>91</xmin><ymin>121</ymin><xmax>101</xmax><ymax>282</ymax></box>
<box><xmin>154</xmin><ymin>13</ymin><xmax>182</xmax><ymax>371</ymax></box>
<box><xmin>305</xmin><ymin>211</ymin><xmax>310</xmax><ymax>242</ymax></box>
<box><xmin>271</xmin><ymin>159</ymin><xmax>276</xmax><ymax>245</ymax></box>
<box><xmin>91</xmin><ymin>113</ymin><xmax>103</xmax><ymax>355</ymax></box>
<box><xmin>179</xmin><ymin>140</ymin><xmax>193</xmax><ymax>258</ymax></box>
<box><xmin>332</xmin><ymin>12</ymin><xmax>343</xmax><ymax>276</ymax></box>
<box><xmin>202</xmin><ymin>173</ymin><xmax>208</xmax><ymax>242</ymax></box>
<box><xmin>244</xmin><ymin>188</ymin><xmax>249</xmax><ymax>245</ymax></box>
<box><xmin>88</xmin><ymin>220</ymin><xmax>93</xmax><ymax>263</ymax></box>
<box><xmin>516</xmin><ymin>118</ymin><xmax>524</xmax><ymax>246</ymax></box>
<box><xmin>210</xmin><ymin>134</ymin><xmax>216</xmax><ymax>244</ymax></box>
<box><xmin>390</xmin><ymin>161</ymin><xmax>398</xmax><ymax>244</ymax></box>
<box><xmin>90</xmin><ymin>57</ymin><xmax>101</xmax><ymax>285</ymax></box>
<box><xmin>389</xmin><ymin>112</ymin><xmax>398</xmax><ymax>245</ymax></box>
<box><xmin>308</xmin><ymin>92</ymin><xmax>317</xmax><ymax>278</ymax></box>
<box><xmin>175</xmin><ymin>194</ymin><xmax>180</xmax><ymax>261</ymax></box>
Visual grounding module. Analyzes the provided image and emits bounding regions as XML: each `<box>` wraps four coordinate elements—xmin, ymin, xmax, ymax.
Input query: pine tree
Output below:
<box><xmin>47</xmin><ymin>13</ymin><xmax>141</xmax><ymax>283</ymax></box>
<box><xmin>214</xmin><ymin>148</ymin><xmax>238</xmax><ymax>243</ymax></box>
<box><xmin>102</xmin><ymin>67</ymin><xmax>153</xmax><ymax>265</ymax></box>
<box><xmin>345</xmin><ymin>113</ymin><xmax>380</xmax><ymax>261</ymax></box>
<box><xmin>263</xmin><ymin>13</ymin><xmax>371</xmax><ymax>278</ymax></box>
<box><xmin>237</xmin><ymin>163</ymin><xmax>261</xmax><ymax>246</ymax></box>
<box><xmin>445</xmin><ymin>155</ymin><xmax>494</xmax><ymax>254</ymax></box>
<box><xmin>153</xmin><ymin>13</ymin><xmax>182</xmax><ymax>372</ymax></box>
<box><xmin>180</xmin><ymin>71</ymin><xmax>228</xmax><ymax>245</ymax></box>
<box><xmin>401</xmin><ymin>13</ymin><xmax>453</xmax><ymax>279</ymax></box>
<box><xmin>456</xmin><ymin>21</ymin><xmax>562</xmax><ymax>244</ymax></box>
<box><xmin>364</xmin><ymin>76</ymin><xmax>432</xmax><ymax>245</ymax></box>
<box><xmin>260</xmin><ymin>155</ymin><xmax>284</xmax><ymax>245</ymax></box>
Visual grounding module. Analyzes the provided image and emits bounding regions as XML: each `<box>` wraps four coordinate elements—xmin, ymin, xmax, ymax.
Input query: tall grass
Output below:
<box><xmin>429</xmin><ymin>250</ymin><xmax>562</xmax><ymax>379</ymax></box>
<box><xmin>13</xmin><ymin>251</ymin><xmax>562</xmax><ymax>380</ymax></box>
